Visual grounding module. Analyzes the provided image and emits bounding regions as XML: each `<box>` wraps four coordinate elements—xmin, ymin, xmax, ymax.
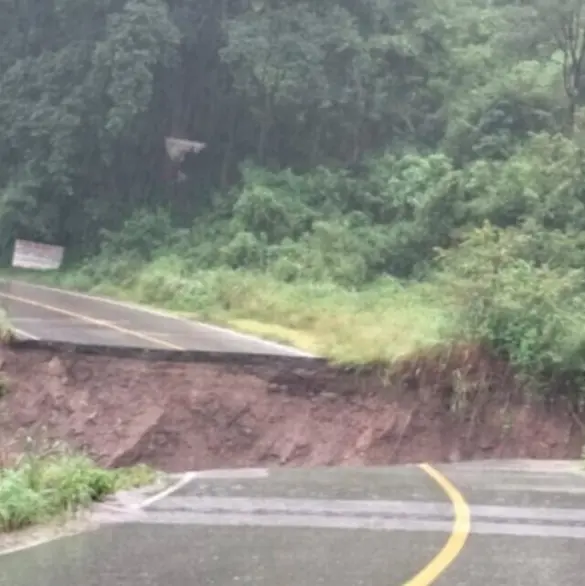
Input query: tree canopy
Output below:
<box><xmin>1</xmin><ymin>0</ymin><xmax>585</xmax><ymax>269</ymax></box>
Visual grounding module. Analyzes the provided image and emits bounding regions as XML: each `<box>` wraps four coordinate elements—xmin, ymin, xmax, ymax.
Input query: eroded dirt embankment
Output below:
<box><xmin>0</xmin><ymin>345</ymin><xmax>583</xmax><ymax>471</ymax></box>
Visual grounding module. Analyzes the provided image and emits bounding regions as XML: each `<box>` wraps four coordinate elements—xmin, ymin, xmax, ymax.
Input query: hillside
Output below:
<box><xmin>3</xmin><ymin>0</ymin><xmax>585</xmax><ymax>403</ymax></box>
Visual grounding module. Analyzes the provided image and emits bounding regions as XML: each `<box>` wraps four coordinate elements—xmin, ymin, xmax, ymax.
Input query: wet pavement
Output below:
<box><xmin>1</xmin><ymin>524</ymin><xmax>446</xmax><ymax>586</ymax></box>
<box><xmin>440</xmin><ymin>533</ymin><xmax>584</xmax><ymax>586</ymax></box>
<box><xmin>1</xmin><ymin>461</ymin><xmax>585</xmax><ymax>585</ymax></box>
<box><xmin>0</xmin><ymin>280</ymin><xmax>310</xmax><ymax>355</ymax></box>
<box><xmin>434</xmin><ymin>459</ymin><xmax>585</xmax><ymax>510</ymax></box>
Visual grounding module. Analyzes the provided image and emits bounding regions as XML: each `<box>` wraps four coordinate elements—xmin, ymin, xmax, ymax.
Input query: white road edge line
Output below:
<box><xmin>12</xmin><ymin>327</ymin><xmax>39</xmax><ymax>340</ymax></box>
<box><xmin>134</xmin><ymin>468</ymin><xmax>269</xmax><ymax>510</ymax></box>
<box><xmin>134</xmin><ymin>471</ymin><xmax>199</xmax><ymax>510</ymax></box>
<box><xmin>126</xmin><ymin>513</ymin><xmax>585</xmax><ymax>540</ymax></box>
<box><xmin>7</xmin><ymin>280</ymin><xmax>315</xmax><ymax>357</ymax></box>
<box><xmin>0</xmin><ymin>533</ymin><xmax>81</xmax><ymax>558</ymax></box>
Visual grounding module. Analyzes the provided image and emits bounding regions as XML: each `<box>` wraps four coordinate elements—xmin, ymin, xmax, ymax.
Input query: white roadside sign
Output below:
<box><xmin>11</xmin><ymin>239</ymin><xmax>64</xmax><ymax>270</ymax></box>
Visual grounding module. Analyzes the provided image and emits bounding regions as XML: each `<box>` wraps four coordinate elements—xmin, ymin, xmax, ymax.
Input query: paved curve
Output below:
<box><xmin>1</xmin><ymin>461</ymin><xmax>584</xmax><ymax>585</ymax></box>
<box><xmin>0</xmin><ymin>279</ymin><xmax>311</xmax><ymax>355</ymax></box>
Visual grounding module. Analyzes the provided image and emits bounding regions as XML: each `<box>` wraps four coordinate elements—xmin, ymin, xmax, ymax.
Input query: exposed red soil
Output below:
<box><xmin>0</xmin><ymin>345</ymin><xmax>583</xmax><ymax>471</ymax></box>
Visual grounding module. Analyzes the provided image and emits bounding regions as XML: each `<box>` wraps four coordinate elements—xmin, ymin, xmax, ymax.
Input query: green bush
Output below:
<box><xmin>0</xmin><ymin>470</ymin><xmax>46</xmax><ymax>531</ymax></box>
<box><xmin>220</xmin><ymin>231</ymin><xmax>266</xmax><ymax>269</ymax></box>
<box><xmin>99</xmin><ymin>208</ymin><xmax>180</xmax><ymax>261</ymax></box>
<box><xmin>209</xmin><ymin>155</ymin><xmax>467</xmax><ymax>283</ymax></box>
<box><xmin>0</xmin><ymin>450</ymin><xmax>156</xmax><ymax>532</ymax></box>
<box><xmin>462</xmin><ymin>133</ymin><xmax>585</xmax><ymax>230</ymax></box>
<box><xmin>74</xmin><ymin>139</ymin><xmax>585</xmax><ymax>289</ymax></box>
<box><xmin>439</xmin><ymin>224</ymin><xmax>585</xmax><ymax>394</ymax></box>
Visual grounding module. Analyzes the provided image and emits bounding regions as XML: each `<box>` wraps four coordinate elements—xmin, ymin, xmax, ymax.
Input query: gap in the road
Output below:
<box><xmin>0</xmin><ymin>342</ymin><xmax>581</xmax><ymax>473</ymax></box>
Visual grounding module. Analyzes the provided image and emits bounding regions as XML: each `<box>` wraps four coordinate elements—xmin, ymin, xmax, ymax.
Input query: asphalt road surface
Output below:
<box><xmin>1</xmin><ymin>461</ymin><xmax>585</xmax><ymax>585</ymax></box>
<box><xmin>0</xmin><ymin>279</ymin><xmax>311</xmax><ymax>355</ymax></box>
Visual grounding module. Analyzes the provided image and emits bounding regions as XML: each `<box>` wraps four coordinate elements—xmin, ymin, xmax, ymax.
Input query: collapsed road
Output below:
<box><xmin>1</xmin><ymin>280</ymin><xmax>584</xmax><ymax>585</ymax></box>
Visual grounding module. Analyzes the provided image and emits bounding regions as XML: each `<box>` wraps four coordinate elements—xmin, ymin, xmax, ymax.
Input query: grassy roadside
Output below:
<box><xmin>167</xmin><ymin>276</ymin><xmax>455</xmax><ymax>363</ymax></box>
<box><xmin>2</xmin><ymin>264</ymin><xmax>456</xmax><ymax>364</ymax></box>
<box><xmin>0</xmin><ymin>447</ymin><xmax>155</xmax><ymax>533</ymax></box>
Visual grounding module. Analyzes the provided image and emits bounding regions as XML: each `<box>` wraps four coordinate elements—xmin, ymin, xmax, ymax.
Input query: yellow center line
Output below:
<box><xmin>0</xmin><ymin>291</ymin><xmax>184</xmax><ymax>351</ymax></box>
<box><xmin>403</xmin><ymin>463</ymin><xmax>471</xmax><ymax>585</ymax></box>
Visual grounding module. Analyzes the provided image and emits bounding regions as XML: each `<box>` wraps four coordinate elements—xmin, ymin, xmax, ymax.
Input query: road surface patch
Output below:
<box><xmin>138</xmin><ymin>464</ymin><xmax>471</xmax><ymax>586</ymax></box>
<box><xmin>398</xmin><ymin>464</ymin><xmax>469</xmax><ymax>585</ymax></box>
<box><xmin>1</xmin><ymin>279</ymin><xmax>313</xmax><ymax>355</ymax></box>
<box><xmin>0</xmin><ymin>291</ymin><xmax>183</xmax><ymax>349</ymax></box>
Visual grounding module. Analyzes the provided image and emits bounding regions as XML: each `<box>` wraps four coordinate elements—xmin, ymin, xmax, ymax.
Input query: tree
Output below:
<box><xmin>550</xmin><ymin>0</ymin><xmax>585</xmax><ymax>134</ymax></box>
<box><xmin>0</xmin><ymin>0</ymin><xmax>180</xmax><ymax>255</ymax></box>
<box><xmin>503</xmin><ymin>0</ymin><xmax>585</xmax><ymax>136</ymax></box>
<box><xmin>0</xmin><ymin>0</ymin><xmax>582</xmax><ymax>264</ymax></box>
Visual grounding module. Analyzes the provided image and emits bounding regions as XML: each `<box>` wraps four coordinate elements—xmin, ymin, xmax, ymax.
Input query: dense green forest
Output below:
<box><xmin>4</xmin><ymin>0</ymin><xmax>585</xmax><ymax>395</ymax></box>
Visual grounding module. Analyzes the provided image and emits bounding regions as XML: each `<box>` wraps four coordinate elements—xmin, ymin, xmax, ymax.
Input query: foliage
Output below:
<box><xmin>0</xmin><ymin>444</ymin><xmax>156</xmax><ymax>532</ymax></box>
<box><xmin>438</xmin><ymin>225</ymin><xmax>585</xmax><ymax>394</ymax></box>
<box><xmin>83</xmin><ymin>130</ymin><xmax>585</xmax><ymax>287</ymax></box>
<box><xmin>2</xmin><ymin>0</ymin><xmax>584</xmax><ymax>258</ymax></box>
<box><xmin>99</xmin><ymin>207</ymin><xmax>183</xmax><ymax>261</ymax></box>
<box><xmin>52</xmin><ymin>262</ymin><xmax>452</xmax><ymax>364</ymax></box>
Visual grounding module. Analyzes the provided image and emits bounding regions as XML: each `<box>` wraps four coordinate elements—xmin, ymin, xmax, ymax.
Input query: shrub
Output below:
<box><xmin>99</xmin><ymin>208</ymin><xmax>180</xmax><ymax>261</ymax></box>
<box><xmin>439</xmin><ymin>224</ymin><xmax>585</xmax><ymax>395</ymax></box>
<box><xmin>0</xmin><ymin>448</ymin><xmax>156</xmax><ymax>532</ymax></box>
<box><xmin>210</xmin><ymin>155</ymin><xmax>466</xmax><ymax>282</ymax></box>
<box><xmin>462</xmin><ymin>133</ymin><xmax>585</xmax><ymax>230</ymax></box>
<box><xmin>220</xmin><ymin>231</ymin><xmax>266</xmax><ymax>269</ymax></box>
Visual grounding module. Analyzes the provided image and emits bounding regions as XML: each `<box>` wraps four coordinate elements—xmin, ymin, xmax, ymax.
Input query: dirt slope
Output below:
<box><xmin>0</xmin><ymin>345</ymin><xmax>582</xmax><ymax>471</ymax></box>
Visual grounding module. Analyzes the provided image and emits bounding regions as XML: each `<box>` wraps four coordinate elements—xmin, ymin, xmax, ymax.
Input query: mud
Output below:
<box><xmin>0</xmin><ymin>345</ymin><xmax>583</xmax><ymax>471</ymax></box>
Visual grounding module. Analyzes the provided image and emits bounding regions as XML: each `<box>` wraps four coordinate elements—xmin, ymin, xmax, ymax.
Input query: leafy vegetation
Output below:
<box><xmin>0</xmin><ymin>444</ymin><xmax>155</xmax><ymax>532</ymax></box>
<box><xmin>54</xmin><ymin>267</ymin><xmax>453</xmax><ymax>363</ymax></box>
<box><xmin>4</xmin><ymin>0</ymin><xmax>585</xmax><ymax>397</ymax></box>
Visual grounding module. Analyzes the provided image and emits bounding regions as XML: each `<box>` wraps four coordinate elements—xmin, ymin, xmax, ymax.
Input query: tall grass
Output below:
<box><xmin>0</xmin><ymin>445</ymin><xmax>155</xmax><ymax>532</ymax></box>
<box><xmin>49</xmin><ymin>257</ymin><xmax>455</xmax><ymax>364</ymax></box>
